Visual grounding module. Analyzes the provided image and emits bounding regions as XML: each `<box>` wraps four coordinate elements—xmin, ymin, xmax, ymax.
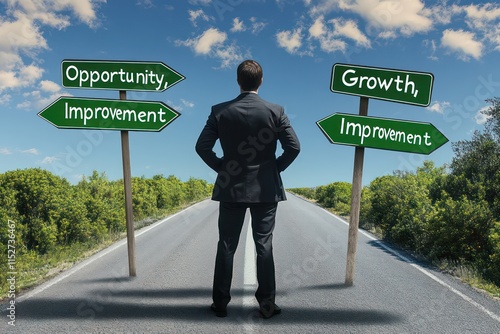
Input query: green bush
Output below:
<box><xmin>151</xmin><ymin>175</ymin><xmax>184</xmax><ymax>209</ymax></box>
<box><xmin>183</xmin><ymin>177</ymin><xmax>212</xmax><ymax>203</ymax></box>
<box><xmin>287</xmin><ymin>187</ymin><xmax>316</xmax><ymax>200</ymax></box>
<box><xmin>0</xmin><ymin>168</ymin><xmax>71</xmax><ymax>253</ymax></box>
<box><xmin>131</xmin><ymin>176</ymin><xmax>159</xmax><ymax>221</ymax></box>
<box><xmin>315</xmin><ymin>182</ymin><xmax>352</xmax><ymax>215</ymax></box>
<box><xmin>424</xmin><ymin>193</ymin><xmax>494</xmax><ymax>263</ymax></box>
<box><xmin>76</xmin><ymin>171</ymin><xmax>125</xmax><ymax>235</ymax></box>
<box><xmin>0</xmin><ymin>168</ymin><xmax>213</xmax><ymax>298</ymax></box>
<box><xmin>361</xmin><ymin>162</ymin><xmax>445</xmax><ymax>253</ymax></box>
<box><xmin>487</xmin><ymin>222</ymin><xmax>500</xmax><ymax>285</ymax></box>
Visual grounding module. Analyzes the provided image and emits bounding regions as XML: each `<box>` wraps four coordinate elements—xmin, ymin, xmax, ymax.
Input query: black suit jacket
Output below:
<box><xmin>196</xmin><ymin>93</ymin><xmax>300</xmax><ymax>203</ymax></box>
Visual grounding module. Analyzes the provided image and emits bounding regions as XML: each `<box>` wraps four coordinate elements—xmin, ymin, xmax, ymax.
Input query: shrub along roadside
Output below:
<box><xmin>289</xmin><ymin>161</ymin><xmax>500</xmax><ymax>297</ymax></box>
<box><xmin>0</xmin><ymin>168</ymin><xmax>212</xmax><ymax>299</ymax></box>
<box><xmin>289</xmin><ymin>99</ymin><xmax>500</xmax><ymax>296</ymax></box>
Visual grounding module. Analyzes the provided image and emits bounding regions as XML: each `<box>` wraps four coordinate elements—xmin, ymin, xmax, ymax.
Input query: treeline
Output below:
<box><xmin>290</xmin><ymin>97</ymin><xmax>500</xmax><ymax>289</ymax></box>
<box><xmin>0</xmin><ymin>169</ymin><xmax>212</xmax><ymax>296</ymax></box>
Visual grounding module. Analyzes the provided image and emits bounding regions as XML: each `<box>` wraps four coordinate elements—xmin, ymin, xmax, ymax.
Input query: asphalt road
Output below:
<box><xmin>2</xmin><ymin>193</ymin><xmax>500</xmax><ymax>333</ymax></box>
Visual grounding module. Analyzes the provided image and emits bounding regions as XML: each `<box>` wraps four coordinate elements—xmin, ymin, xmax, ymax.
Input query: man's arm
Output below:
<box><xmin>276</xmin><ymin>111</ymin><xmax>300</xmax><ymax>172</ymax></box>
<box><xmin>195</xmin><ymin>111</ymin><xmax>223</xmax><ymax>172</ymax></box>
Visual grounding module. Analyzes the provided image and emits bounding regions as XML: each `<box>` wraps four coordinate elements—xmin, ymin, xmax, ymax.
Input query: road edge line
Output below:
<box><xmin>318</xmin><ymin>205</ymin><xmax>500</xmax><ymax>323</ymax></box>
<box><xmin>16</xmin><ymin>200</ymin><xmax>210</xmax><ymax>303</ymax></box>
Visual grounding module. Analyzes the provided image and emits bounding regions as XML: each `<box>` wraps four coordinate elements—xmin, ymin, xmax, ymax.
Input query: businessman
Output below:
<box><xmin>195</xmin><ymin>60</ymin><xmax>300</xmax><ymax>318</ymax></box>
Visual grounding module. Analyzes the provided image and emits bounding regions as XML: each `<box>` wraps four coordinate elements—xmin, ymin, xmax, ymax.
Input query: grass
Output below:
<box><xmin>437</xmin><ymin>260</ymin><xmax>500</xmax><ymax>299</ymax></box>
<box><xmin>1</xmin><ymin>232</ymin><xmax>124</xmax><ymax>300</ymax></box>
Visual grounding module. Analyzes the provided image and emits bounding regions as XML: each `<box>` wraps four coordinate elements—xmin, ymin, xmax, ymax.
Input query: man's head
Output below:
<box><xmin>237</xmin><ymin>60</ymin><xmax>263</xmax><ymax>92</ymax></box>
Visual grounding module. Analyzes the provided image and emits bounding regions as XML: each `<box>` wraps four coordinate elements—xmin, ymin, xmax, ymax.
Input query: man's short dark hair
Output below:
<box><xmin>237</xmin><ymin>60</ymin><xmax>263</xmax><ymax>91</ymax></box>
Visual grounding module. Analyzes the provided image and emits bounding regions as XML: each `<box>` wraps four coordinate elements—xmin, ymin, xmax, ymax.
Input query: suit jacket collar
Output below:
<box><xmin>237</xmin><ymin>92</ymin><xmax>260</xmax><ymax>99</ymax></box>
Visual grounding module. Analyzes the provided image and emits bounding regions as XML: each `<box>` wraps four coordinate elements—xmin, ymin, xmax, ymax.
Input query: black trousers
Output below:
<box><xmin>212</xmin><ymin>202</ymin><xmax>278</xmax><ymax>308</ymax></box>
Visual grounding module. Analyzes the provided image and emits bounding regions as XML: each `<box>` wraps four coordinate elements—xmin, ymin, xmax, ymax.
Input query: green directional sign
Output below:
<box><xmin>38</xmin><ymin>97</ymin><xmax>180</xmax><ymax>132</ymax></box>
<box><xmin>331</xmin><ymin>63</ymin><xmax>434</xmax><ymax>107</ymax></box>
<box><xmin>61</xmin><ymin>60</ymin><xmax>185</xmax><ymax>92</ymax></box>
<box><xmin>317</xmin><ymin>113</ymin><xmax>448</xmax><ymax>154</ymax></box>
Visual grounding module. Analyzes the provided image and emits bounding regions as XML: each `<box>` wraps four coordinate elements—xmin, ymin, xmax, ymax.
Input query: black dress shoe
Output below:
<box><xmin>259</xmin><ymin>302</ymin><xmax>281</xmax><ymax>319</ymax></box>
<box><xmin>210</xmin><ymin>303</ymin><xmax>227</xmax><ymax>318</ymax></box>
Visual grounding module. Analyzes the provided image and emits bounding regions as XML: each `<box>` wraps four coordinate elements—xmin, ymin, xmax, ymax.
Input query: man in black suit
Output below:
<box><xmin>196</xmin><ymin>59</ymin><xmax>300</xmax><ymax>318</ymax></box>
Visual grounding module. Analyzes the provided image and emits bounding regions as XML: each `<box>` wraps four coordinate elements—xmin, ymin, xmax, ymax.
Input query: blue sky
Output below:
<box><xmin>1</xmin><ymin>0</ymin><xmax>499</xmax><ymax>188</ymax></box>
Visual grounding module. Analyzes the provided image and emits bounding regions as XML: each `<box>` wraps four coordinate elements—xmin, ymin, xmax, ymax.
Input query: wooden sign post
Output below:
<box><xmin>317</xmin><ymin>63</ymin><xmax>444</xmax><ymax>286</ymax></box>
<box><xmin>345</xmin><ymin>97</ymin><xmax>368</xmax><ymax>286</ymax></box>
<box><xmin>39</xmin><ymin>60</ymin><xmax>185</xmax><ymax>277</ymax></box>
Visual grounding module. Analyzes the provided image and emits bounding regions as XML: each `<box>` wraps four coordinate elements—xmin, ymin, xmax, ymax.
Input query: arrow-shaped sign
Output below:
<box><xmin>61</xmin><ymin>60</ymin><xmax>185</xmax><ymax>92</ymax></box>
<box><xmin>317</xmin><ymin>113</ymin><xmax>448</xmax><ymax>154</ymax></box>
<box><xmin>38</xmin><ymin>97</ymin><xmax>180</xmax><ymax>132</ymax></box>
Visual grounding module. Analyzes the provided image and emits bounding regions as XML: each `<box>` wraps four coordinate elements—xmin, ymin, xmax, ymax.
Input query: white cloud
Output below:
<box><xmin>0</xmin><ymin>12</ymin><xmax>48</xmax><ymax>57</ymax></box>
<box><xmin>0</xmin><ymin>13</ymin><xmax>48</xmax><ymax>90</ymax></box>
<box><xmin>15</xmin><ymin>85</ymin><xmax>61</xmax><ymax>110</ymax></box>
<box><xmin>181</xmin><ymin>99</ymin><xmax>194</xmax><ymax>108</ymax></box>
<box><xmin>215</xmin><ymin>43</ymin><xmax>246</xmax><ymax>69</ymax></box>
<box><xmin>488</xmin><ymin>27</ymin><xmax>500</xmax><ymax>51</ymax></box>
<box><xmin>17</xmin><ymin>100</ymin><xmax>31</xmax><ymax>109</ymax></box>
<box><xmin>4</xmin><ymin>0</ymin><xmax>104</xmax><ymax>30</ymax></box>
<box><xmin>23</xmin><ymin>90</ymin><xmax>40</xmax><ymax>98</ymax></box>
<box><xmin>378</xmin><ymin>30</ymin><xmax>396</xmax><ymax>39</ymax></box>
<box><xmin>20</xmin><ymin>64</ymin><xmax>44</xmax><ymax>82</ymax></box>
<box><xmin>474</xmin><ymin>106</ymin><xmax>492</xmax><ymax>125</ymax></box>
<box><xmin>461</xmin><ymin>4</ymin><xmax>500</xmax><ymax>52</ymax></box>
<box><xmin>307</xmin><ymin>16</ymin><xmax>368</xmax><ymax>54</ymax></box>
<box><xmin>168</xmin><ymin>98</ymin><xmax>196</xmax><ymax>112</ymax></box>
<box><xmin>441</xmin><ymin>29</ymin><xmax>483</xmax><ymax>60</ymax></box>
<box><xmin>0</xmin><ymin>71</ymin><xmax>17</xmax><ymax>90</ymax></box>
<box><xmin>427</xmin><ymin>3</ymin><xmax>500</xmax><ymax>59</ymax></box>
<box><xmin>0</xmin><ymin>148</ymin><xmax>12</xmax><ymax>155</ymax></box>
<box><xmin>19</xmin><ymin>86</ymin><xmax>63</xmax><ymax>110</ymax></box>
<box><xmin>40</xmin><ymin>80</ymin><xmax>61</xmax><ymax>93</ymax></box>
<box><xmin>51</xmin><ymin>0</ymin><xmax>105</xmax><ymax>28</ymax></box>
<box><xmin>340</xmin><ymin>0</ymin><xmax>432</xmax><ymax>36</ymax></box>
<box><xmin>40</xmin><ymin>156</ymin><xmax>60</xmax><ymax>164</ymax></box>
<box><xmin>426</xmin><ymin>101</ymin><xmax>450</xmax><ymax>114</ymax></box>
<box><xmin>21</xmin><ymin>148</ymin><xmax>40</xmax><ymax>155</ymax></box>
<box><xmin>422</xmin><ymin>39</ymin><xmax>438</xmax><ymax>61</ymax></box>
<box><xmin>319</xmin><ymin>36</ymin><xmax>346</xmax><ymax>53</ymax></box>
<box><xmin>463</xmin><ymin>3</ymin><xmax>500</xmax><ymax>28</ymax></box>
<box><xmin>0</xmin><ymin>93</ymin><xmax>11</xmax><ymax>104</ymax></box>
<box><xmin>330</xmin><ymin>18</ymin><xmax>370</xmax><ymax>47</ymax></box>
<box><xmin>308</xmin><ymin>17</ymin><xmax>345</xmax><ymax>53</ymax></box>
<box><xmin>301</xmin><ymin>1</ymin><xmax>499</xmax><ymax>60</ymax></box>
<box><xmin>189</xmin><ymin>9</ymin><xmax>210</xmax><ymax>27</ymax></box>
<box><xmin>231</xmin><ymin>17</ymin><xmax>246</xmax><ymax>32</ymax></box>
<box><xmin>36</xmin><ymin>92</ymin><xmax>63</xmax><ymax>109</ymax></box>
<box><xmin>176</xmin><ymin>28</ymin><xmax>245</xmax><ymax>68</ymax></box>
<box><xmin>308</xmin><ymin>0</ymin><xmax>340</xmax><ymax>17</ymax></box>
<box><xmin>423</xmin><ymin>4</ymin><xmax>457</xmax><ymax>25</ymax></box>
<box><xmin>0</xmin><ymin>0</ymin><xmax>104</xmax><ymax>93</ymax></box>
<box><xmin>309</xmin><ymin>16</ymin><xmax>326</xmax><ymax>38</ymax></box>
<box><xmin>166</xmin><ymin>99</ymin><xmax>183</xmax><ymax>111</ymax></box>
<box><xmin>185</xmin><ymin>28</ymin><xmax>227</xmax><ymax>55</ymax></box>
<box><xmin>276</xmin><ymin>28</ymin><xmax>303</xmax><ymax>54</ymax></box>
<box><xmin>188</xmin><ymin>0</ymin><xmax>212</xmax><ymax>5</ymax></box>
<box><xmin>250</xmin><ymin>17</ymin><xmax>266</xmax><ymax>34</ymax></box>
<box><xmin>136</xmin><ymin>0</ymin><xmax>154</xmax><ymax>8</ymax></box>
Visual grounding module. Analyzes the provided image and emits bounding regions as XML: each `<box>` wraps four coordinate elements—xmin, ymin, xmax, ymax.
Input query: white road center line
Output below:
<box><xmin>243</xmin><ymin>217</ymin><xmax>257</xmax><ymax>293</ymax></box>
